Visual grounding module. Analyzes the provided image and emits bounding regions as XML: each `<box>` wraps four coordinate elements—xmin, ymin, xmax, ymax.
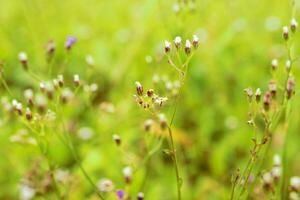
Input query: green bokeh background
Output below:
<box><xmin>0</xmin><ymin>0</ymin><xmax>300</xmax><ymax>199</ymax></box>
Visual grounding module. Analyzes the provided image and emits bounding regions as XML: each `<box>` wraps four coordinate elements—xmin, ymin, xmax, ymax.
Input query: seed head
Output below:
<box><xmin>113</xmin><ymin>134</ymin><xmax>121</xmax><ymax>146</ymax></box>
<box><xmin>192</xmin><ymin>34</ymin><xmax>199</xmax><ymax>48</ymax></box>
<box><xmin>137</xmin><ymin>192</ymin><xmax>144</xmax><ymax>200</ymax></box>
<box><xmin>135</xmin><ymin>81</ymin><xmax>143</xmax><ymax>96</ymax></box>
<box><xmin>255</xmin><ymin>88</ymin><xmax>261</xmax><ymax>102</ymax></box>
<box><xmin>286</xmin><ymin>60</ymin><xmax>291</xmax><ymax>71</ymax></box>
<box><xmin>24</xmin><ymin>89</ymin><xmax>34</xmax><ymax>106</ymax></box>
<box><xmin>283</xmin><ymin>26</ymin><xmax>289</xmax><ymax>40</ymax></box>
<box><xmin>291</xmin><ymin>18</ymin><xmax>298</xmax><ymax>32</ymax></box>
<box><xmin>57</xmin><ymin>74</ymin><xmax>64</xmax><ymax>87</ymax></box>
<box><xmin>18</xmin><ymin>52</ymin><xmax>28</xmax><ymax>69</ymax></box>
<box><xmin>73</xmin><ymin>74</ymin><xmax>80</xmax><ymax>86</ymax></box>
<box><xmin>185</xmin><ymin>40</ymin><xmax>192</xmax><ymax>55</ymax></box>
<box><xmin>290</xmin><ymin>177</ymin><xmax>300</xmax><ymax>191</ymax></box>
<box><xmin>122</xmin><ymin>166</ymin><xmax>133</xmax><ymax>184</ymax></box>
<box><xmin>159</xmin><ymin>113</ymin><xmax>168</xmax><ymax>130</ymax></box>
<box><xmin>268</xmin><ymin>80</ymin><xmax>277</xmax><ymax>97</ymax></box>
<box><xmin>25</xmin><ymin>107</ymin><xmax>32</xmax><ymax>121</ymax></box>
<box><xmin>271</xmin><ymin>59</ymin><xmax>278</xmax><ymax>70</ymax></box>
<box><xmin>164</xmin><ymin>40</ymin><xmax>171</xmax><ymax>53</ymax></box>
<box><xmin>174</xmin><ymin>36</ymin><xmax>182</xmax><ymax>48</ymax></box>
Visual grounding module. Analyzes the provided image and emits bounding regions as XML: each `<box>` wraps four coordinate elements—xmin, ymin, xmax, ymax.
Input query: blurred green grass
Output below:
<box><xmin>1</xmin><ymin>0</ymin><xmax>300</xmax><ymax>199</ymax></box>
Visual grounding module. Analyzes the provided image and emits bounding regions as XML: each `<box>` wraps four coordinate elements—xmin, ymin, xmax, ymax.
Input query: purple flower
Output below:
<box><xmin>65</xmin><ymin>36</ymin><xmax>77</xmax><ymax>50</ymax></box>
<box><xmin>116</xmin><ymin>189</ymin><xmax>125</xmax><ymax>199</ymax></box>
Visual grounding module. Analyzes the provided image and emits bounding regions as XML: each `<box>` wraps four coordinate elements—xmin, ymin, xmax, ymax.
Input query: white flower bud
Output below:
<box><xmin>164</xmin><ymin>40</ymin><xmax>171</xmax><ymax>53</ymax></box>
<box><xmin>290</xmin><ymin>177</ymin><xmax>300</xmax><ymax>191</ymax></box>
<box><xmin>286</xmin><ymin>60</ymin><xmax>291</xmax><ymax>71</ymax></box>
<box><xmin>174</xmin><ymin>36</ymin><xmax>182</xmax><ymax>48</ymax></box>
<box><xmin>57</xmin><ymin>74</ymin><xmax>64</xmax><ymax>87</ymax></box>
<box><xmin>291</xmin><ymin>18</ymin><xmax>298</xmax><ymax>32</ymax></box>
<box><xmin>192</xmin><ymin>34</ymin><xmax>199</xmax><ymax>48</ymax></box>
<box><xmin>271</xmin><ymin>59</ymin><xmax>278</xmax><ymax>70</ymax></box>
<box><xmin>185</xmin><ymin>40</ymin><xmax>192</xmax><ymax>54</ymax></box>
<box><xmin>73</xmin><ymin>74</ymin><xmax>80</xmax><ymax>86</ymax></box>
<box><xmin>273</xmin><ymin>154</ymin><xmax>281</xmax><ymax>166</ymax></box>
<box><xmin>113</xmin><ymin>134</ymin><xmax>121</xmax><ymax>146</ymax></box>
<box><xmin>122</xmin><ymin>166</ymin><xmax>133</xmax><ymax>183</ymax></box>
<box><xmin>283</xmin><ymin>26</ymin><xmax>289</xmax><ymax>40</ymax></box>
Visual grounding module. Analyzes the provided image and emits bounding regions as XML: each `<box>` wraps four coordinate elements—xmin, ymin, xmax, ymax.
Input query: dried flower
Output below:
<box><xmin>65</xmin><ymin>36</ymin><xmax>77</xmax><ymax>50</ymax></box>
<box><xmin>192</xmin><ymin>34</ymin><xmax>199</xmax><ymax>48</ymax></box>
<box><xmin>185</xmin><ymin>40</ymin><xmax>192</xmax><ymax>55</ymax></box>
<box><xmin>147</xmin><ymin>89</ymin><xmax>154</xmax><ymax>97</ymax></box>
<box><xmin>283</xmin><ymin>26</ymin><xmax>289</xmax><ymax>40</ymax></box>
<box><xmin>262</xmin><ymin>172</ymin><xmax>273</xmax><ymax>189</ymax></box>
<box><xmin>287</xmin><ymin>78</ymin><xmax>295</xmax><ymax>99</ymax></box>
<box><xmin>244</xmin><ymin>88</ymin><xmax>253</xmax><ymax>102</ymax></box>
<box><xmin>144</xmin><ymin>119</ymin><xmax>153</xmax><ymax>132</ymax></box>
<box><xmin>46</xmin><ymin>40</ymin><xmax>55</xmax><ymax>55</ymax></box>
<box><xmin>24</xmin><ymin>89</ymin><xmax>34</xmax><ymax>106</ymax></box>
<box><xmin>263</xmin><ymin>92</ymin><xmax>272</xmax><ymax>111</ymax></box>
<box><xmin>291</xmin><ymin>18</ymin><xmax>298</xmax><ymax>32</ymax></box>
<box><xmin>113</xmin><ymin>134</ymin><xmax>121</xmax><ymax>146</ymax></box>
<box><xmin>16</xmin><ymin>102</ymin><xmax>23</xmax><ymax>115</ymax></box>
<box><xmin>174</xmin><ymin>36</ymin><xmax>182</xmax><ymax>49</ymax></box>
<box><xmin>164</xmin><ymin>40</ymin><xmax>171</xmax><ymax>53</ymax></box>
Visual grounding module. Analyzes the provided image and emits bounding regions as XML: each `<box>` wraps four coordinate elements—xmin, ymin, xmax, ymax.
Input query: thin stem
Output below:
<box><xmin>0</xmin><ymin>76</ymin><xmax>13</xmax><ymax>97</ymax></box>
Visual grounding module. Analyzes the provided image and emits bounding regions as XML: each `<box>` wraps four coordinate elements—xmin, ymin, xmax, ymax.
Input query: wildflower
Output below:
<box><xmin>90</xmin><ymin>83</ymin><xmax>98</xmax><ymax>92</ymax></box>
<box><xmin>289</xmin><ymin>191</ymin><xmax>300</xmax><ymax>200</ymax></box>
<box><xmin>290</xmin><ymin>177</ymin><xmax>300</xmax><ymax>191</ymax></box>
<box><xmin>57</xmin><ymin>74</ymin><xmax>64</xmax><ymax>87</ymax></box>
<box><xmin>65</xmin><ymin>36</ymin><xmax>77</xmax><ymax>50</ymax></box>
<box><xmin>97</xmin><ymin>178</ymin><xmax>115</xmax><ymax>192</ymax></box>
<box><xmin>263</xmin><ymin>92</ymin><xmax>272</xmax><ymax>111</ymax></box>
<box><xmin>77</xmin><ymin>127</ymin><xmax>94</xmax><ymax>140</ymax></box>
<box><xmin>45</xmin><ymin>83</ymin><xmax>54</xmax><ymax>99</ymax></box>
<box><xmin>192</xmin><ymin>34</ymin><xmax>199</xmax><ymax>48</ymax></box>
<box><xmin>286</xmin><ymin>60</ymin><xmax>292</xmax><ymax>71</ymax></box>
<box><xmin>73</xmin><ymin>74</ymin><xmax>80</xmax><ymax>86</ymax></box>
<box><xmin>135</xmin><ymin>81</ymin><xmax>143</xmax><ymax>96</ymax></box>
<box><xmin>271</xmin><ymin>59</ymin><xmax>278</xmax><ymax>70</ymax></box>
<box><xmin>116</xmin><ymin>189</ymin><xmax>125</xmax><ymax>199</ymax></box>
<box><xmin>185</xmin><ymin>40</ymin><xmax>192</xmax><ymax>55</ymax></box>
<box><xmin>39</xmin><ymin>82</ymin><xmax>45</xmax><ymax>92</ymax></box>
<box><xmin>137</xmin><ymin>192</ymin><xmax>144</xmax><ymax>200</ymax></box>
<box><xmin>25</xmin><ymin>108</ymin><xmax>32</xmax><ymax>121</ymax></box>
<box><xmin>46</xmin><ymin>40</ymin><xmax>55</xmax><ymax>56</ymax></box>
<box><xmin>262</xmin><ymin>172</ymin><xmax>273</xmax><ymax>189</ymax></box>
<box><xmin>174</xmin><ymin>36</ymin><xmax>182</xmax><ymax>49</ymax></box>
<box><xmin>16</xmin><ymin>102</ymin><xmax>23</xmax><ymax>115</ymax></box>
<box><xmin>147</xmin><ymin>89</ymin><xmax>154</xmax><ymax>97</ymax></box>
<box><xmin>271</xmin><ymin>166</ymin><xmax>281</xmax><ymax>181</ymax></box>
<box><xmin>255</xmin><ymin>88</ymin><xmax>261</xmax><ymax>102</ymax></box>
<box><xmin>164</xmin><ymin>40</ymin><xmax>171</xmax><ymax>53</ymax></box>
<box><xmin>60</xmin><ymin>88</ymin><xmax>73</xmax><ymax>103</ymax></box>
<box><xmin>159</xmin><ymin>113</ymin><xmax>168</xmax><ymax>130</ymax></box>
<box><xmin>287</xmin><ymin>78</ymin><xmax>295</xmax><ymax>99</ymax></box>
<box><xmin>113</xmin><ymin>134</ymin><xmax>121</xmax><ymax>146</ymax></box>
<box><xmin>144</xmin><ymin>119</ymin><xmax>153</xmax><ymax>132</ymax></box>
<box><xmin>273</xmin><ymin>154</ymin><xmax>281</xmax><ymax>166</ymax></box>
<box><xmin>53</xmin><ymin>79</ymin><xmax>59</xmax><ymax>89</ymax></box>
<box><xmin>24</xmin><ymin>89</ymin><xmax>34</xmax><ymax>106</ymax></box>
<box><xmin>35</xmin><ymin>94</ymin><xmax>47</xmax><ymax>113</ymax></box>
<box><xmin>18</xmin><ymin>52</ymin><xmax>28</xmax><ymax>70</ymax></box>
<box><xmin>283</xmin><ymin>26</ymin><xmax>289</xmax><ymax>40</ymax></box>
<box><xmin>122</xmin><ymin>166</ymin><xmax>133</xmax><ymax>184</ymax></box>
<box><xmin>19</xmin><ymin>183</ymin><xmax>36</xmax><ymax>200</ymax></box>
<box><xmin>244</xmin><ymin>88</ymin><xmax>253</xmax><ymax>102</ymax></box>
<box><xmin>85</xmin><ymin>55</ymin><xmax>95</xmax><ymax>66</ymax></box>
<box><xmin>268</xmin><ymin>80</ymin><xmax>277</xmax><ymax>97</ymax></box>
<box><xmin>291</xmin><ymin>18</ymin><xmax>298</xmax><ymax>32</ymax></box>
